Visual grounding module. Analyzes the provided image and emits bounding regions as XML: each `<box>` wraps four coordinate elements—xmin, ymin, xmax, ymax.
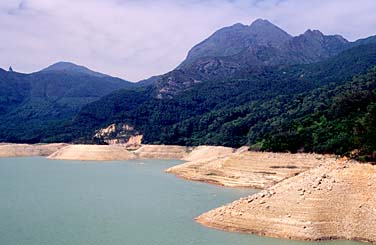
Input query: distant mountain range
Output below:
<box><xmin>0</xmin><ymin>62</ymin><xmax>135</xmax><ymax>142</ymax></box>
<box><xmin>0</xmin><ymin>19</ymin><xmax>375</xmax><ymax>159</ymax></box>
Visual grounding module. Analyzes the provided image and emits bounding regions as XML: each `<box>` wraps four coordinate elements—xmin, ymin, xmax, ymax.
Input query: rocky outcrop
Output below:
<box><xmin>167</xmin><ymin>149</ymin><xmax>335</xmax><ymax>188</ymax></box>
<box><xmin>93</xmin><ymin>123</ymin><xmax>142</xmax><ymax>147</ymax></box>
<box><xmin>0</xmin><ymin>143</ymin><xmax>67</xmax><ymax>158</ymax></box>
<box><xmin>196</xmin><ymin>159</ymin><xmax>376</xmax><ymax>243</ymax></box>
<box><xmin>134</xmin><ymin>145</ymin><xmax>191</xmax><ymax>160</ymax></box>
<box><xmin>47</xmin><ymin>145</ymin><xmax>136</xmax><ymax>161</ymax></box>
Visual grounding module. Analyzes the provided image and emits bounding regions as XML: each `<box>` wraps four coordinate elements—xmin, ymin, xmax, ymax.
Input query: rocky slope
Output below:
<box><xmin>155</xmin><ymin>19</ymin><xmax>351</xmax><ymax>98</ymax></box>
<box><xmin>196</xmin><ymin>159</ymin><xmax>376</xmax><ymax>243</ymax></box>
<box><xmin>93</xmin><ymin>123</ymin><xmax>143</xmax><ymax>147</ymax></box>
<box><xmin>167</xmin><ymin>148</ymin><xmax>336</xmax><ymax>188</ymax></box>
<box><xmin>0</xmin><ymin>143</ymin><xmax>67</xmax><ymax>157</ymax></box>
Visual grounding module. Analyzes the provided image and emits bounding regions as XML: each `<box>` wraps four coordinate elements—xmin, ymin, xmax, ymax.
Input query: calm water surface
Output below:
<box><xmin>0</xmin><ymin>157</ymin><xmax>364</xmax><ymax>245</ymax></box>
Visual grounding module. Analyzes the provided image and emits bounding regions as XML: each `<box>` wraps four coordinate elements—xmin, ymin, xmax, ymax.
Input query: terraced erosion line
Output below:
<box><xmin>166</xmin><ymin>147</ymin><xmax>336</xmax><ymax>189</ymax></box>
<box><xmin>196</xmin><ymin>159</ymin><xmax>376</xmax><ymax>243</ymax></box>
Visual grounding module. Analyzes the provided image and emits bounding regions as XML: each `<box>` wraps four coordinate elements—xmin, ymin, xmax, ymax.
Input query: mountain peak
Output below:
<box><xmin>304</xmin><ymin>29</ymin><xmax>324</xmax><ymax>36</ymax></box>
<box><xmin>249</xmin><ymin>19</ymin><xmax>289</xmax><ymax>34</ymax></box>
<box><xmin>180</xmin><ymin>19</ymin><xmax>292</xmax><ymax>67</ymax></box>
<box><xmin>231</xmin><ymin>23</ymin><xmax>246</xmax><ymax>28</ymax></box>
<box><xmin>250</xmin><ymin>18</ymin><xmax>274</xmax><ymax>28</ymax></box>
<box><xmin>301</xmin><ymin>29</ymin><xmax>348</xmax><ymax>45</ymax></box>
<box><xmin>248</xmin><ymin>18</ymin><xmax>292</xmax><ymax>47</ymax></box>
<box><xmin>40</xmin><ymin>61</ymin><xmax>108</xmax><ymax>77</ymax></box>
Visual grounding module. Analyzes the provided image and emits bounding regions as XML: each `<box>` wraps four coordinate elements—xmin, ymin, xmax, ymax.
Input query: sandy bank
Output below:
<box><xmin>0</xmin><ymin>143</ymin><xmax>67</xmax><ymax>158</ymax></box>
<box><xmin>167</xmin><ymin>148</ymin><xmax>335</xmax><ymax>188</ymax></box>
<box><xmin>134</xmin><ymin>145</ymin><xmax>190</xmax><ymax>160</ymax></box>
<box><xmin>47</xmin><ymin>144</ymin><xmax>191</xmax><ymax>161</ymax></box>
<box><xmin>182</xmin><ymin>146</ymin><xmax>236</xmax><ymax>161</ymax></box>
<box><xmin>196</xmin><ymin>159</ymin><xmax>376</xmax><ymax>243</ymax></box>
<box><xmin>48</xmin><ymin>145</ymin><xmax>136</xmax><ymax>161</ymax></box>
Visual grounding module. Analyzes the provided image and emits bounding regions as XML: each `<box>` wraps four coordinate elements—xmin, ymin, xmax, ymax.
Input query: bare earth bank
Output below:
<box><xmin>48</xmin><ymin>144</ymin><xmax>191</xmax><ymax>161</ymax></box>
<box><xmin>0</xmin><ymin>143</ymin><xmax>191</xmax><ymax>161</ymax></box>
<box><xmin>47</xmin><ymin>144</ymin><xmax>137</xmax><ymax>161</ymax></box>
<box><xmin>0</xmin><ymin>143</ymin><xmax>67</xmax><ymax>158</ymax></box>
<box><xmin>196</xmin><ymin>159</ymin><xmax>376</xmax><ymax>244</ymax></box>
<box><xmin>134</xmin><ymin>144</ymin><xmax>191</xmax><ymax>160</ymax></box>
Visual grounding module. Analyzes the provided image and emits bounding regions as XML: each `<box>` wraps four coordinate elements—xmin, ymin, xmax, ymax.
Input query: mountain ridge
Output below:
<box><xmin>145</xmin><ymin>19</ymin><xmax>371</xmax><ymax>99</ymax></box>
<box><xmin>39</xmin><ymin>61</ymin><xmax>110</xmax><ymax>78</ymax></box>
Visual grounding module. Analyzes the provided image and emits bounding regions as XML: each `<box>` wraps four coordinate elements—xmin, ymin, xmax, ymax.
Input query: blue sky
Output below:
<box><xmin>1</xmin><ymin>0</ymin><xmax>376</xmax><ymax>81</ymax></box>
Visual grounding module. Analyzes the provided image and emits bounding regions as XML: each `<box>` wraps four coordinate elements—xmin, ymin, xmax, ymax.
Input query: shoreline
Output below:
<box><xmin>1</xmin><ymin>143</ymin><xmax>375</xmax><ymax>244</ymax></box>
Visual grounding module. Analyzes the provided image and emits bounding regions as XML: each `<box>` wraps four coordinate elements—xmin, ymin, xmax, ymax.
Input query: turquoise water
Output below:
<box><xmin>0</xmin><ymin>157</ymin><xmax>363</xmax><ymax>245</ymax></box>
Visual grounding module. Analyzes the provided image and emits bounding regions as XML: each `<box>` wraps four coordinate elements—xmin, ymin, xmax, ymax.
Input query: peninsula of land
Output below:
<box><xmin>196</xmin><ymin>158</ymin><xmax>376</xmax><ymax>244</ymax></box>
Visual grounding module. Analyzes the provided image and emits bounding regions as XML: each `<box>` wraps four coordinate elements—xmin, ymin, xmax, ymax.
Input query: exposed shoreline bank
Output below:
<box><xmin>196</xmin><ymin>159</ymin><xmax>376</xmax><ymax>244</ymax></box>
<box><xmin>0</xmin><ymin>143</ymin><xmax>192</xmax><ymax>161</ymax></box>
<box><xmin>0</xmin><ymin>143</ymin><xmax>68</xmax><ymax>158</ymax></box>
<box><xmin>166</xmin><ymin>146</ymin><xmax>336</xmax><ymax>189</ymax></box>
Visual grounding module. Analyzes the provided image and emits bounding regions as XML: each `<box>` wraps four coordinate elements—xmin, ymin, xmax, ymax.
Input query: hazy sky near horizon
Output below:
<box><xmin>1</xmin><ymin>0</ymin><xmax>376</xmax><ymax>81</ymax></box>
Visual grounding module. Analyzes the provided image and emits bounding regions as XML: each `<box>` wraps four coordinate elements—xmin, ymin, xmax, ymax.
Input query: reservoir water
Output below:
<box><xmin>0</xmin><ymin>157</ymin><xmax>364</xmax><ymax>245</ymax></box>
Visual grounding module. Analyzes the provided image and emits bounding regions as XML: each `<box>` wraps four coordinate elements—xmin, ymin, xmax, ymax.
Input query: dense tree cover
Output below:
<box><xmin>254</xmin><ymin>69</ymin><xmax>376</xmax><ymax>158</ymax></box>
<box><xmin>161</xmin><ymin>68</ymin><xmax>376</xmax><ymax>155</ymax></box>
<box><xmin>0</xmin><ymin>70</ymin><xmax>30</xmax><ymax>114</ymax></box>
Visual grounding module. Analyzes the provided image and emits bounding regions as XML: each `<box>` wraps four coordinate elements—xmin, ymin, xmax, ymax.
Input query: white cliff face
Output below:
<box><xmin>94</xmin><ymin>124</ymin><xmax>117</xmax><ymax>138</ymax></box>
<box><xmin>93</xmin><ymin>123</ymin><xmax>142</xmax><ymax>147</ymax></box>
